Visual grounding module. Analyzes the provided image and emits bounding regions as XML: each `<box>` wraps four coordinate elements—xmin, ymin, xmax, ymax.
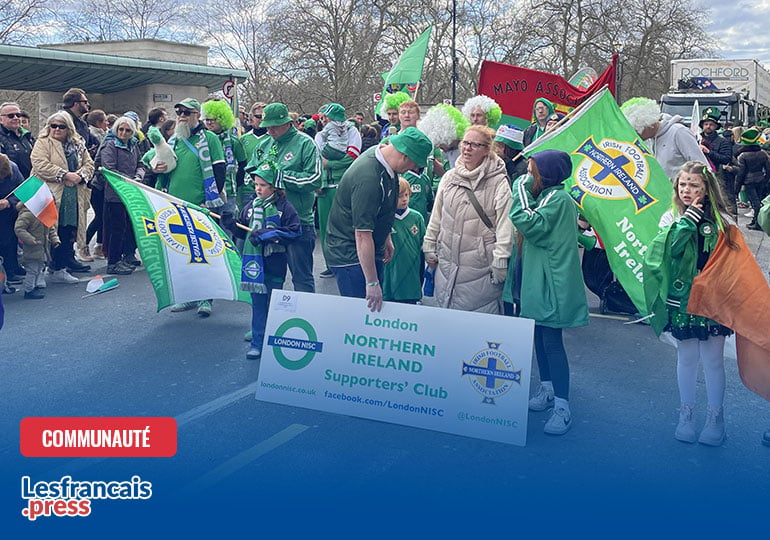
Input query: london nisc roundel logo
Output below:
<box><xmin>267</xmin><ymin>318</ymin><xmax>324</xmax><ymax>370</ymax></box>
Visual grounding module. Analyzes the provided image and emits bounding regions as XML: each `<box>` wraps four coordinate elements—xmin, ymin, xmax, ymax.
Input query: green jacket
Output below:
<box><xmin>248</xmin><ymin>126</ymin><xmax>322</xmax><ymax>225</ymax></box>
<box><xmin>643</xmin><ymin>207</ymin><xmax>719</xmax><ymax>336</ymax></box>
<box><xmin>510</xmin><ymin>176</ymin><xmax>588</xmax><ymax>328</ymax></box>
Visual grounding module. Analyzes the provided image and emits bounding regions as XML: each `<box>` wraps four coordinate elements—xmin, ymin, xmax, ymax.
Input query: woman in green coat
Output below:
<box><xmin>510</xmin><ymin>150</ymin><xmax>588</xmax><ymax>435</ymax></box>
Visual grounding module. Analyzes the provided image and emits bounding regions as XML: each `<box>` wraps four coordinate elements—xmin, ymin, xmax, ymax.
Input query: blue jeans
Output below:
<box><xmin>251</xmin><ymin>284</ymin><xmax>279</xmax><ymax>351</ymax></box>
<box><xmin>332</xmin><ymin>262</ymin><xmax>383</xmax><ymax>299</ymax></box>
<box><xmin>287</xmin><ymin>225</ymin><xmax>316</xmax><ymax>293</ymax></box>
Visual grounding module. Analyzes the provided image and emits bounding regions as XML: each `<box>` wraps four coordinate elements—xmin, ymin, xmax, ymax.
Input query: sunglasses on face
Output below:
<box><xmin>2</xmin><ymin>113</ymin><xmax>21</xmax><ymax>119</ymax></box>
<box><xmin>252</xmin><ymin>114</ymin><xmax>263</xmax><ymax>119</ymax></box>
<box><xmin>49</xmin><ymin>123</ymin><xmax>68</xmax><ymax>130</ymax></box>
<box><xmin>175</xmin><ymin>109</ymin><xmax>194</xmax><ymax>117</ymax></box>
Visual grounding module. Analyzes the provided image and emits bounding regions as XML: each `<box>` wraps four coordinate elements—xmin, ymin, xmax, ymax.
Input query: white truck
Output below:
<box><xmin>660</xmin><ymin>58</ymin><xmax>770</xmax><ymax>127</ymax></box>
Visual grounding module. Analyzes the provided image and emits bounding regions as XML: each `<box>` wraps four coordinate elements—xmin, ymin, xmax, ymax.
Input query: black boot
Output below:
<box><xmin>66</xmin><ymin>257</ymin><xmax>91</xmax><ymax>272</ymax></box>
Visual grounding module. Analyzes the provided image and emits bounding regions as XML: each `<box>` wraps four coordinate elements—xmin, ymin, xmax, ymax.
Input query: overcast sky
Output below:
<box><xmin>698</xmin><ymin>0</ymin><xmax>770</xmax><ymax>68</ymax></box>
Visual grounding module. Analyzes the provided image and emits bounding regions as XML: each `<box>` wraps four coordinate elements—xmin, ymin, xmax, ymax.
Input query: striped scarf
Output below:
<box><xmin>240</xmin><ymin>193</ymin><xmax>281</xmax><ymax>294</ymax></box>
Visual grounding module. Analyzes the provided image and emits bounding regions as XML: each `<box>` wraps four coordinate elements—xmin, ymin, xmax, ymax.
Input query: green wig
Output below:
<box><xmin>380</xmin><ymin>91</ymin><xmax>411</xmax><ymax>118</ymax></box>
<box><xmin>418</xmin><ymin>103</ymin><xmax>470</xmax><ymax>146</ymax></box>
<box><xmin>202</xmin><ymin>100</ymin><xmax>235</xmax><ymax>130</ymax></box>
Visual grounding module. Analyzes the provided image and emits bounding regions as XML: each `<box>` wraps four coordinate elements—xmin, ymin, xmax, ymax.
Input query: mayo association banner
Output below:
<box><xmin>477</xmin><ymin>54</ymin><xmax>617</xmax><ymax>129</ymax></box>
<box><xmin>256</xmin><ymin>292</ymin><xmax>535</xmax><ymax>446</ymax></box>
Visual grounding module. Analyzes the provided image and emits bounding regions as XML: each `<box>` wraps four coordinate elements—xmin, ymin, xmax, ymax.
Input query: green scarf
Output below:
<box><xmin>220</xmin><ymin>129</ymin><xmax>238</xmax><ymax>197</ymax></box>
<box><xmin>240</xmin><ymin>193</ymin><xmax>281</xmax><ymax>294</ymax></box>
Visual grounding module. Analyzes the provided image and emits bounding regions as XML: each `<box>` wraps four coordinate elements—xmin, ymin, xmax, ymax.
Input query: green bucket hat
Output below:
<box><xmin>740</xmin><ymin>127</ymin><xmax>761</xmax><ymax>145</ymax></box>
<box><xmin>390</xmin><ymin>126</ymin><xmax>432</xmax><ymax>168</ymax></box>
<box><xmin>174</xmin><ymin>98</ymin><xmax>201</xmax><ymax>112</ymax></box>
<box><xmin>260</xmin><ymin>103</ymin><xmax>291</xmax><ymax>128</ymax></box>
<box><xmin>699</xmin><ymin>106</ymin><xmax>721</xmax><ymax>128</ymax></box>
<box><xmin>321</xmin><ymin>103</ymin><xmax>346</xmax><ymax>122</ymax></box>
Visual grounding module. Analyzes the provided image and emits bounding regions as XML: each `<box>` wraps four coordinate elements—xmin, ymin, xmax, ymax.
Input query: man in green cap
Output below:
<box><xmin>324</xmin><ymin>126</ymin><xmax>433</xmax><ymax>312</ymax></box>
<box><xmin>144</xmin><ymin>97</ymin><xmax>226</xmax><ymax>317</ymax></box>
<box><xmin>246</xmin><ymin>102</ymin><xmax>322</xmax><ymax>293</ymax></box>
<box><xmin>698</xmin><ymin>106</ymin><xmax>735</xmax><ymax>212</ymax></box>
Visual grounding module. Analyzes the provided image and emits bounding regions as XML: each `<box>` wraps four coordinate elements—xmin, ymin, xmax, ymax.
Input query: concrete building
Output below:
<box><xmin>0</xmin><ymin>39</ymin><xmax>248</xmax><ymax>134</ymax></box>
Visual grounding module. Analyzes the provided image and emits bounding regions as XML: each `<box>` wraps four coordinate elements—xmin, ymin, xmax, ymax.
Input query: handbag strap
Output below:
<box><xmin>459</xmin><ymin>185</ymin><xmax>494</xmax><ymax>230</ymax></box>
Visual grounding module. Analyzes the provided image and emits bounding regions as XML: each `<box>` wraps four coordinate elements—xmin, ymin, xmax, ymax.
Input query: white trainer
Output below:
<box><xmin>528</xmin><ymin>384</ymin><xmax>555</xmax><ymax>412</ymax></box>
<box><xmin>675</xmin><ymin>403</ymin><xmax>697</xmax><ymax>443</ymax></box>
<box><xmin>698</xmin><ymin>406</ymin><xmax>725</xmax><ymax>446</ymax></box>
<box><xmin>544</xmin><ymin>406</ymin><xmax>571</xmax><ymax>435</ymax></box>
<box><xmin>49</xmin><ymin>269</ymin><xmax>79</xmax><ymax>284</ymax></box>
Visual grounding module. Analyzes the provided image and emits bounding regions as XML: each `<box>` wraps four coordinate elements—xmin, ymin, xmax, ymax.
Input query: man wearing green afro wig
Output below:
<box><xmin>202</xmin><ymin>100</ymin><xmax>248</xmax><ymax>240</ymax></box>
<box><xmin>379</xmin><ymin>91</ymin><xmax>411</xmax><ymax>139</ymax></box>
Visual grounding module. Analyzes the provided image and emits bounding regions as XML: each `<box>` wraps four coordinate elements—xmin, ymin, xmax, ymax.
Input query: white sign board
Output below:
<box><xmin>256</xmin><ymin>291</ymin><xmax>534</xmax><ymax>446</ymax></box>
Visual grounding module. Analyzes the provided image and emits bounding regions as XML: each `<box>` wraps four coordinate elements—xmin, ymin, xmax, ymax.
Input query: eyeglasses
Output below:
<box><xmin>2</xmin><ymin>113</ymin><xmax>21</xmax><ymax>119</ymax></box>
<box><xmin>252</xmin><ymin>114</ymin><xmax>263</xmax><ymax>119</ymax></box>
<box><xmin>116</xmin><ymin>127</ymin><xmax>133</xmax><ymax>133</ymax></box>
<box><xmin>175</xmin><ymin>109</ymin><xmax>194</xmax><ymax>117</ymax></box>
<box><xmin>49</xmin><ymin>123</ymin><xmax>68</xmax><ymax>130</ymax></box>
<box><xmin>460</xmin><ymin>140</ymin><xmax>488</xmax><ymax>149</ymax></box>
<box><xmin>76</xmin><ymin>100</ymin><xmax>89</xmax><ymax>105</ymax></box>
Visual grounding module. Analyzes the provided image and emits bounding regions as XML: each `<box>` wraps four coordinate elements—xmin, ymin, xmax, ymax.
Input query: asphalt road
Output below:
<box><xmin>2</xmin><ymin>214</ymin><xmax>769</xmax><ymax>537</ymax></box>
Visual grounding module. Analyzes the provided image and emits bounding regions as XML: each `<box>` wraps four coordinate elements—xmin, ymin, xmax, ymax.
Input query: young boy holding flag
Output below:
<box><xmin>237</xmin><ymin>162</ymin><xmax>301</xmax><ymax>360</ymax></box>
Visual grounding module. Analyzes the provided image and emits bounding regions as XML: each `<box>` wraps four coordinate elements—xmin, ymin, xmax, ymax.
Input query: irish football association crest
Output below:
<box><xmin>462</xmin><ymin>342</ymin><xmax>521</xmax><ymax>404</ymax></box>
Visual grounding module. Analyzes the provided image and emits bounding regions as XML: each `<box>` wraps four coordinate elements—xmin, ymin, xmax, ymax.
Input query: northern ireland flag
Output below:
<box><xmin>522</xmin><ymin>88</ymin><xmax>673</xmax><ymax>313</ymax></box>
<box><xmin>102</xmin><ymin>168</ymin><xmax>251</xmax><ymax>311</ymax></box>
<box><xmin>13</xmin><ymin>176</ymin><xmax>58</xmax><ymax>227</ymax></box>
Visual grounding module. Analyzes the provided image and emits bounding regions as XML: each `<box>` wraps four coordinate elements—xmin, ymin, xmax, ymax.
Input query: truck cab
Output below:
<box><xmin>660</xmin><ymin>90</ymin><xmax>764</xmax><ymax>128</ymax></box>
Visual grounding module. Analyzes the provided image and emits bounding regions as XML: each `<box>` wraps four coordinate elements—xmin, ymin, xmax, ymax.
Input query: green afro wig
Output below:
<box><xmin>380</xmin><ymin>91</ymin><xmax>411</xmax><ymax>118</ymax></box>
<box><xmin>202</xmin><ymin>100</ymin><xmax>235</xmax><ymax>130</ymax></box>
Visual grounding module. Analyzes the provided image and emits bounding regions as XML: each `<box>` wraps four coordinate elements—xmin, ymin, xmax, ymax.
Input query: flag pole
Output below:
<box><xmin>100</xmin><ymin>168</ymin><xmax>253</xmax><ymax>232</ymax></box>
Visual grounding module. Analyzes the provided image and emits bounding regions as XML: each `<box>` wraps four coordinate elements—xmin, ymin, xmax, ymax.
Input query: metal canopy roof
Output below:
<box><xmin>0</xmin><ymin>44</ymin><xmax>249</xmax><ymax>93</ymax></box>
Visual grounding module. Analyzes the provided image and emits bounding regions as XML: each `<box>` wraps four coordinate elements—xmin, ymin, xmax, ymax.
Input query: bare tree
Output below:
<box><xmin>60</xmin><ymin>0</ymin><xmax>190</xmax><ymax>42</ymax></box>
<box><xmin>0</xmin><ymin>0</ymin><xmax>49</xmax><ymax>43</ymax></box>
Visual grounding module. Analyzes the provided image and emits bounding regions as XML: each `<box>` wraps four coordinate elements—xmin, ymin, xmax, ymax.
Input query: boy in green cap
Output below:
<box><xmin>237</xmin><ymin>161</ymin><xmax>301</xmax><ymax>360</ymax></box>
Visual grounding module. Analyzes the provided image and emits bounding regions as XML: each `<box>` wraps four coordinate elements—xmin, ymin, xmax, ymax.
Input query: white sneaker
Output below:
<box><xmin>674</xmin><ymin>403</ymin><xmax>697</xmax><ymax>443</ymax></box>
<box><xmin>49</xmin><ymin>269</ymin><xmax>80</xmax><ymax>284</ymax></box>
<box><xmin>528</xmin><ymin>384</ymin><xmax>555</xmax><ymax>411</ymax></box>
<box><xmin>544</xmin><ymin>406</ymin><xmax>571</xmax><ymax>435</ymax></box>
<box><xmin>698</xmin><ymin>406</ymin><xmax>725</xmax><ymax>446</ymax></box>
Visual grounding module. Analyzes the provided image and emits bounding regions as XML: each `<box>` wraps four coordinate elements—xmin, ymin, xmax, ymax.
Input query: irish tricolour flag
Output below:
<box><xmin>102</xmin><ymin>168</ymin><xmax>251</xmax><ymax>311</ymax></box>
<box><xmin>14</xmin><ymin>176</ymin><xmax>58</xmax><ymax>227</ymax></box>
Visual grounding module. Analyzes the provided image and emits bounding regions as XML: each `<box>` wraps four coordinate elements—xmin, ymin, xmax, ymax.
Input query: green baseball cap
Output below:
<box><xmin>260</xmin><ymin>103</ymin><xmax>291</xmax><ymax>128</ymax></box>
<box><xmin>321</xmin><ymin>103</ymin><xmax>346</xmax><ymax>122</ymax></box>
<box><xmin>174</xmin><ymin>98</ymin><xmax>201</xmax><ymax>112</ymax></box>
<box><xmin>390</xmin><ymin>127</ymin><xmax>432</xmax><ymax>168</ymax></box>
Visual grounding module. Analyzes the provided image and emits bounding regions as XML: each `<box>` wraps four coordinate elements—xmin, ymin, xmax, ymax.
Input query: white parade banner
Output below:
<box><xmin>255</xmin><ymin>291</ymin><xmax>534</xmax><ymax>446</ymax></box>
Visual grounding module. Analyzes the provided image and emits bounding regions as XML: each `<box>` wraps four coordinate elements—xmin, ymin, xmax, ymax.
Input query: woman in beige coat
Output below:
<box><xmin>423</xmin><ymin>125</ymin><xmax>514</xmax><ymax>313</ymax></box>
<box><xmin>30</xmin><ymin>112</ymin><xmax>94</xmax><ymax>282</ymax></box>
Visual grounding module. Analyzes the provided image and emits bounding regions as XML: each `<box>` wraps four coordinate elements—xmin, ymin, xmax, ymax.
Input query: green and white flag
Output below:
<box><xmin>102</xmin><ymin>169</ymin><xmax>251</xmax><ymax>311</ymax></box>
<box><xmin>524</xmin><ymin>88</ymin><xmax>673</xmax><ymax>312</ymax></box>
<box><xmin>374</xmin><ymin>25</ymin><xmax>432</xmax><ymax>118</ymax></box>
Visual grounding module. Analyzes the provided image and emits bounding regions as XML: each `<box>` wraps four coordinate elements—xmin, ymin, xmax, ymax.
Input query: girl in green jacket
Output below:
<box><xmin>644</xmin><ymin>162</ymin><xmax>735</xmax><ymax>446</ymax></box>
<box><xmin>510</xmin><ymin>150</ymin><xmax>588</xmax><ymax>436</ymax></box>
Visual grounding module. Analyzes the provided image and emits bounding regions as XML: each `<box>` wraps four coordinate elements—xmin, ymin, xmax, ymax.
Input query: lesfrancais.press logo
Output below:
<box><xmin>20</xmin><ymin>475</ymin><xmax>152</xmax><ymax>520</ymax></box>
